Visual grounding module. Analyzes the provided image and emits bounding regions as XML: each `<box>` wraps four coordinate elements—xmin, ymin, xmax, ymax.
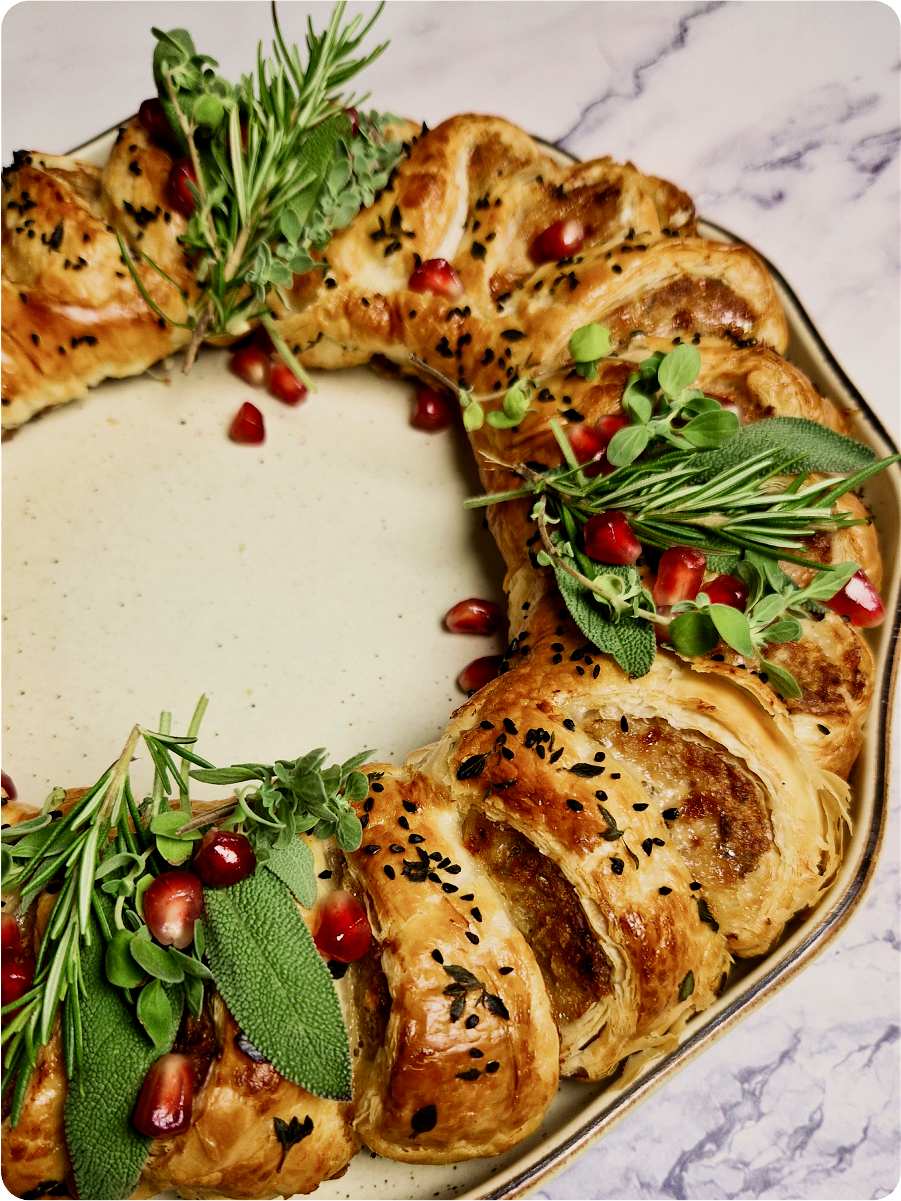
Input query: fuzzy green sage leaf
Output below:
<box><xmin>65</xmin><ymin>907</ymin><xmax>182</xmax><ymax>1201</ymax></box>
<box><xmin>263</xmin><ymin>836</ymin><xmax>317</xmax><ymax>908</ymax></box>
<box><xmin>202</xmin><ymin>868</ymin><xmax>351</xmax><ymax>1099</ymax></box>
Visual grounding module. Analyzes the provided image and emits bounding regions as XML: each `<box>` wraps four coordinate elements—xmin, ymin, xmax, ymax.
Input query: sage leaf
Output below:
<box><xmin>263</xmin><ymin>837</ymin><xmax>317</xmax><ymax>908</ymax></box>
<box><xmin>657</xmin><ymin>343</ymin><xmax>700</xmax><ymax>398</ymax></box>
<box><xmin>695</xmin><ymin>417</ymin><xmax>875</xmax><ymax>479</ymax></box>
<box><xmin>709</xmin><ymin>604</ymin><xmax>755</xmax><ymax>658</ymax></box>
<box><xmin>554</xmin><ymin>563</ymin><xmax>655</xmax><ymax>678</ymax></box>
<box><xmin>65</xmin><ymin>905</ymin><xmax>182</xmax><ymax>1201</ymax></box>
<box><xmin>202</xmin><ymin>869</ymin><xmax>351</xmax><ymax>1100</ymax></box>
<box><xmin>669</xmin><ymin>610</ymin><xmax>719</xmax><ymax>657</ymax></box>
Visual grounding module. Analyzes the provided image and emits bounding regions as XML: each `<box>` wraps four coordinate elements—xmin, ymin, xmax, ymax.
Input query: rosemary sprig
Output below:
<box><xmin>131</xmin><ymin>4</ymin><xmax>405</xmax><ymax>374</ymax></box>
<box><xmin>1</xmin><ymin>701</ymin><xmax>374</xmax><ymax>1126</ymax></box>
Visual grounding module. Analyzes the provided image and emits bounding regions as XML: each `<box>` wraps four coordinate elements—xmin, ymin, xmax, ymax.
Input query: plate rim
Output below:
<box><xmin>33</xmin><ymin>123</ymin><xmax>901</xmax><ymax>1201</ymax></box>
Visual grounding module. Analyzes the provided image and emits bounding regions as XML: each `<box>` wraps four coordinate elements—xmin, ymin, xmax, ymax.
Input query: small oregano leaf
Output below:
<box><xmin>657</xmin><ymin>343</ymin><xmax>700</xmax><ymax>398</ymax></box>
<box><xmin>129</xmin><ymin>937</ymin><xmax>185</xmax><ymax>985</ymax></box>
<box><xmin>105</xmin><ymin>928</ymin><xmax>145</xmax><ymax>989</ymax></box>
<box><xmin>568</xmin><ymin>323</ymin><xmax>611</xmax><ymax>364</ymax></box>
<box><xmin>202</xmin><ymin>869</ymin><xmax>352</xmax><ymax>1100</ymax></box>
<box><xmin>760</xmin><ymin>657</ymin><xmax>803</xmax><ymax>699</ymax></box>
<box><xmin>607</xmin><ymin>424</ymin><xmax>652</xmax><ymax>467</ymax></box>
<box><xmin>708</xmin><ymin>604</ymin><xmax>755</xmax><ymax>658</ymax></box>
<box><xmin>681</xmin><ymin>409</ymin><xmax>739</xmax><ymax>448</ymax></box>
<box><xmin>136</xmin><ymin>978</ymin><xmax>175</xmax><ymax>1048</ymax></box>
<box><xmin>669</xmin><ymin>610</ymin><xmax>719</xmax><ymax>657</ymax></box>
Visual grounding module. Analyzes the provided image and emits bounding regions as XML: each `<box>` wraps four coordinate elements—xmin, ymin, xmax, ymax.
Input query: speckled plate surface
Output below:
<box><xmin>2</xmin><ymin>131</ymin><xmax>898</xmax><ymax>1201</ymax></box>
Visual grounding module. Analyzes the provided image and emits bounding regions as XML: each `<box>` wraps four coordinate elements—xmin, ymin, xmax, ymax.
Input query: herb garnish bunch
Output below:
<box><xmin>1</xmin><ymin>699</ymin><xmax>372</xmax><ymax>1200</ymax></box>
<box><xmin>463</xmin><ymin>335</ymin><xmax>897</xmax><ymax>692</ymax></box>
<box><xmin>129</xmin><ymin>2</ymin><xmax>405</xmax><ymax>373</ymax></box>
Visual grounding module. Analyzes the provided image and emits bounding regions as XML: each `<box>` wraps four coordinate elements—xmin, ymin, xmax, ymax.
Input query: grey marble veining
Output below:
<box><xmin>1</xmin><ymin>4</ymin><xmax>898</xmax><ymax>1199</ymax></box>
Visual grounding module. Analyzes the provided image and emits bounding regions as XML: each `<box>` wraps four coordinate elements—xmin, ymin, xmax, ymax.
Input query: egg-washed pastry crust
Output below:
<box><xmin>1</xmin><ymin>114</ymin><xmax>883</xmax><ymax>1199</ymax></box>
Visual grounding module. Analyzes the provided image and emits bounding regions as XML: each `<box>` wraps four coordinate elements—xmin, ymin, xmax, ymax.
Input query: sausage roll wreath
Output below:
<box><xmin>2</xmin><ymin>11</ymin><xmax>895</xmax><ymax>1201</ymax></box>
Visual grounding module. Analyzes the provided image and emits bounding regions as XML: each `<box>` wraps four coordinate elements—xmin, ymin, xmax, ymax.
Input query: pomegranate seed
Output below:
<box><xmin>253</xmin><ymin>326</ymin><xmax>276</xmax><ymax>356</ymax></box>
<box><xmin>230</xmin><ymin>346</ymin><xmax>271</xmax><ymax>388</ymax></box>
<box><xmin>1</xmin><ymin>913</ymin><xmax>22</xmax><ymax>956</ymax></box>
<box><xmin>408</xmin><ymin>259</ymin><xmax>463</xmax><ymax>300</ymax></box>
<box><xmin>229</xmin><ymin>402</ymin><xmax>265</xmax><ymax>445</ymax></box>
<box><xmin>826</xmin><ymin>568</ymin><xmax>885</xmax><ymax>627</ymax></box>
<box><xmin>2</xmin><ymin>957</ymin><xmax>35</xmax><ymax>1017</ymax></box>
<box><xmin>138</xmin><ymin>98</ymin><xmax>176</xmax><ymax>145</ymax></box>
<box><xmin>267</xmin><ymin>363</ymin><xmax>308</xmax><ymax>406</ymax></box>
<box><xmin>568</xmin><ymin>416</ymin><xmax>629</xmax><ymax>478</ymax></box>
<box><xmin>653</xmin><ymin>547</ymin><xmax>707</xmax><ymax>607</ymax></box>
<box><xmin>134</xmin><ymin>1053</ymin><xmax>195</xmax><ymax>1139</ymax></box>
<box><xmin>313</xmin><ymin>890</ymin><xmax>371</xmax><ymax>963</ymax></box>
<box><xmin>533</xmin><ymin>218</ymin><xmax>585</xmax><ymax>263</ymax></box>
<box><xmin>458</xmin><ymin>655</ymin><xmax>502</xmax><ymax>694</ymax></box>
<box><xmin>1</xmin><ymin>769</ymin><xmax>17</xmax><ymax>801</ymax></box>
<box><xmin>166</xmin><ymin>159</ymin><xmax>198</xmax><ymax>217</ymax></box>
<box><xmin>411</xmin><ymin>387</ymin><xmax>454</xmax><ymax>432</ymax></box>
<box><xmin>445</xmin><ymin>598</ymin><xmax>503</xmax><ymax>635</ymax></box>
<box><xmin>344</xmin><ymin>107</ymin><xmax>359</xmax><ymax>136</ymax></box>
<box><xmin>583</xmin><ymin>512</ymin><xmax>642</xmax><ymax>565</ymax></box>
<box><xmin>142</xmin><ymin>871</ymin><xmax>204</xmax><ymax>950</ymax></box>
<box><xmin>704</xmin><ymin>574</ymin><xmax>749</xmax><ymax>611</ymax></box>
<box><xmin>192</xmin><ymin>829</ymin><xmax>256</xmax><ymax>889</ymax></box>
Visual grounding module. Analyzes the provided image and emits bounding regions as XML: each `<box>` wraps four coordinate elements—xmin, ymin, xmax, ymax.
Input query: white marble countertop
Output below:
<box><xmin>2</xmin><ymin>4</ymin><xmax>898</xmax><ymax>1199</ymax></box>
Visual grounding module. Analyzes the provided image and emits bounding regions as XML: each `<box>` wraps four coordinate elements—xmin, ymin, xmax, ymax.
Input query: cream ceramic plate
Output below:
<box><xmin>2</xmin><ymin>131</ymin><xmax>899</xmax><ymax>1201</ymax></box>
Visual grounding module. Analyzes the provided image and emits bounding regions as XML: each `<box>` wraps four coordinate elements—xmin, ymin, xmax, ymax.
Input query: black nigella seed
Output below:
<box><xmin>711</xmin><ymin>654</ymin><xmax>725</xmax><ymax>662</ymax></box>
<box><xmin>470</xmin><ymin>1048</ymin><xmax>484</xmax><ymax>1058</ymax></box>
<box><xmin>371</xmin><ymin>782</ymin><xmax>384</xmax><ymax>792</ymax></box>
<box><xmin>552</xmin><ymin>654</ymin><xmax>563</xmax><ymax>664</ymax></box>
<box><xmin>363</xmin><ymin>845</ymin><xmax>381</xmax><ymax>855</ymax></box>
<box><xmin>465</xmin><ymin>1015</ymin><xmax>480</xmax><ymax>1029</ymax></box>
<box><xmin>663</xmin><ymin>808</ymin><xmax>680</xmax><ymax>820</ymax></box>
<box><xmin>576</xmin><ymin>666</ymin><xmax>585</xmax><ymax>675</ymax></box>
<box><xmin>398</xmin><ymin>816</ymin><xmax>410</xmax><ymax>830</ymax></box>
<box><xmin>596</xmin><ymin>790</ymin><xmax>608</xmax><ymax>802</ymax></box>
<box><xmin>389</xmin><ymin>844</ymin><xmax>404</xmax><ymax>853</ymax></box>
<box><xmin>551</xmin><ymin>643</ymin><xmax>564</xmax><ymax>652</ymax></box>
<box><xmin>471</xmin><ymin>907</ymin><xmax>482</xmax><ymax>922</ymax></box>
<box><xmin>642</xmin><ymin>838</ymin><xmax>654</xmax><ymax>856</ymax></box>
<box><xmin>817</xmin><ymin>724</ymin><xmax>830</xmax><ymax>735</ymax></box>
<box><xmin>480</xmin><ymin>721</ymin><xmax>495</xmax><ymax>730</ymax></box>
<box><xmin>690</xmin><ymin>882</ymin><xmax>702</xmax><ymax>891</ymax></box>
<box><xmin>594</xmin><ymin>751</ymin><xmax>605</xmax><ymax>762</ymax></box>
<box><xmin>632</xmin><ymin>803</ymin><xmax>648</xmax><ymax>811</ymax></box>
<box><xmin>359</xmin><ymin>814</ymin><xmax>369</xmax><ymax>829</ymax></box>
<box><xmin>409</xmin><ymin>834</ymin><xmax>425</xmax><ymax>844</ymax></box>
<box><xmin>403</xmin><ymin>800</ymin><xmax>417</xmax><ymax>813</ymax></box>
<box><xmin>659</xmin><ymin>886</ymin><xmax>672</xmax><ymax>895</ymax></box>
<box><xmin>610</xmin><ymin>857</ymin><xmax>624</xmax><ymax>874</ymax></box>
<box><xmin>430</xmin><ymin>851</ymin><xmax>443</xmax><ymax>862</ymax></box>
<box><xmin>363</xmin><ymin>798</ymin><xmax>374</xmax><ymax>812</ymax></box>
<box><xmin>485</xmin><ymin>1061</ymin><xmax>500</xmax><ymax>1073</ymax></box>
<box><xmin>567</xmin><ymin>799</ymin><xmax>583</xmax><ymax>812</ymax></box>
<box><xmin>465</xmin><ymin>931</ymin><xmax>479</xmax><ymax>944</ymax></box>
<box><xmin>501</xmin><ymin>746</ymin><xmax>515</xmax><ymax>760</ymax></box>
<box><xmin>327</xmin><ymin>960</ymin><xmax>349</xmax><ymax>979</ymax></box>
<box><xmin>446</xmin><ymin>864</ymin><xmax>462</xmax><ymax>875</ymax></box>
<box><xmin>461</xmin><ymin>893</ymin><xmax>475</xmax><ymax>901</ymax></box>
<box><xmin>563</xmin><ymin>718</ymin><xmax>575</xmax><ymax>731</ymax></box>
<box><xmin>384</xmin><ymin>865</ymin><xmax>395</xmax><ymax>879</ymax></box>
<box><xmin>443</xmin><ymin>883</ymin><xmax>458</xmax><ymax>894</ymax></box>
<box><xmin>499</xmin><ymin>965</ymin><xmax>513</xmax><ymax>975</ymax></box>
<box><xmin>318</xmin><ymin>869</ymin><xmax>333</xmax><ymax>879</ymax></box>
<box><xmin>653</xmin><ymin>837</ymin><xmax>665</xmax><ymax>846</ymax></box>
<box><xmin>593</xmin><ymin>664</ymin><xmax>600</xmax><ymax>678</ymax></box>
<box><xmin>549</xmin><ymin>747</ymin><xmax>564</xmax><ymax>763</ymax></box>
<box><xmin>432</xmin><ymin>948</ymin><xmax>444</xmax><ymax>963</ymax></box>
<box><xmin>411</xmin><ymin>1105</ymin><xmax>438</xmax><ymax>1137</ymax></box>
<box><xmin>428</xmin><ymin>872</ymin><xmax>441</xmax><ymax>883</ymax></box>
<box><xmin>503</xmin><ymin>718</ymin><xmax>518</xmax><ymax>734</ymax></box>
<box><xmin>456</xmin><ymin>1068</ymin><xmax>481</xmax><ymax>1081</ymax></box>
<box><xmin>612</xmin><ymin>264</ymin><xmax>622</xmax><ymax>274</ymax></box>
<box><xmin>610</xmin><ymin>773</ymin><xmax>621</xmax><ymax>779</ymax></box>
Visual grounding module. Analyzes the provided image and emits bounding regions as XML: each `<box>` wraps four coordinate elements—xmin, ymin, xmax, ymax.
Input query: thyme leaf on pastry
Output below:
<box><xmin>134</xmin><ymin>4</ymin><xmax>405</xmax><ymax>373</ymax></box>
<box><xmin>274</xmin><ymin>1114</ymin><xmax>315</xmax><ymax>1171</ymax></box>
<box><xmin>441</xmin><ymin>964</ymin><xmax>510</xmax><ymax>1023</ymax></box>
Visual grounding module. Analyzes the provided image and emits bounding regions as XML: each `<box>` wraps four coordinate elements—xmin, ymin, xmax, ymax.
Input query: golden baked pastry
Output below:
<box><xmin>2</xmin><ymin>111</ymin><xmax>887</xmax><ymax>1201</ymax></box>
